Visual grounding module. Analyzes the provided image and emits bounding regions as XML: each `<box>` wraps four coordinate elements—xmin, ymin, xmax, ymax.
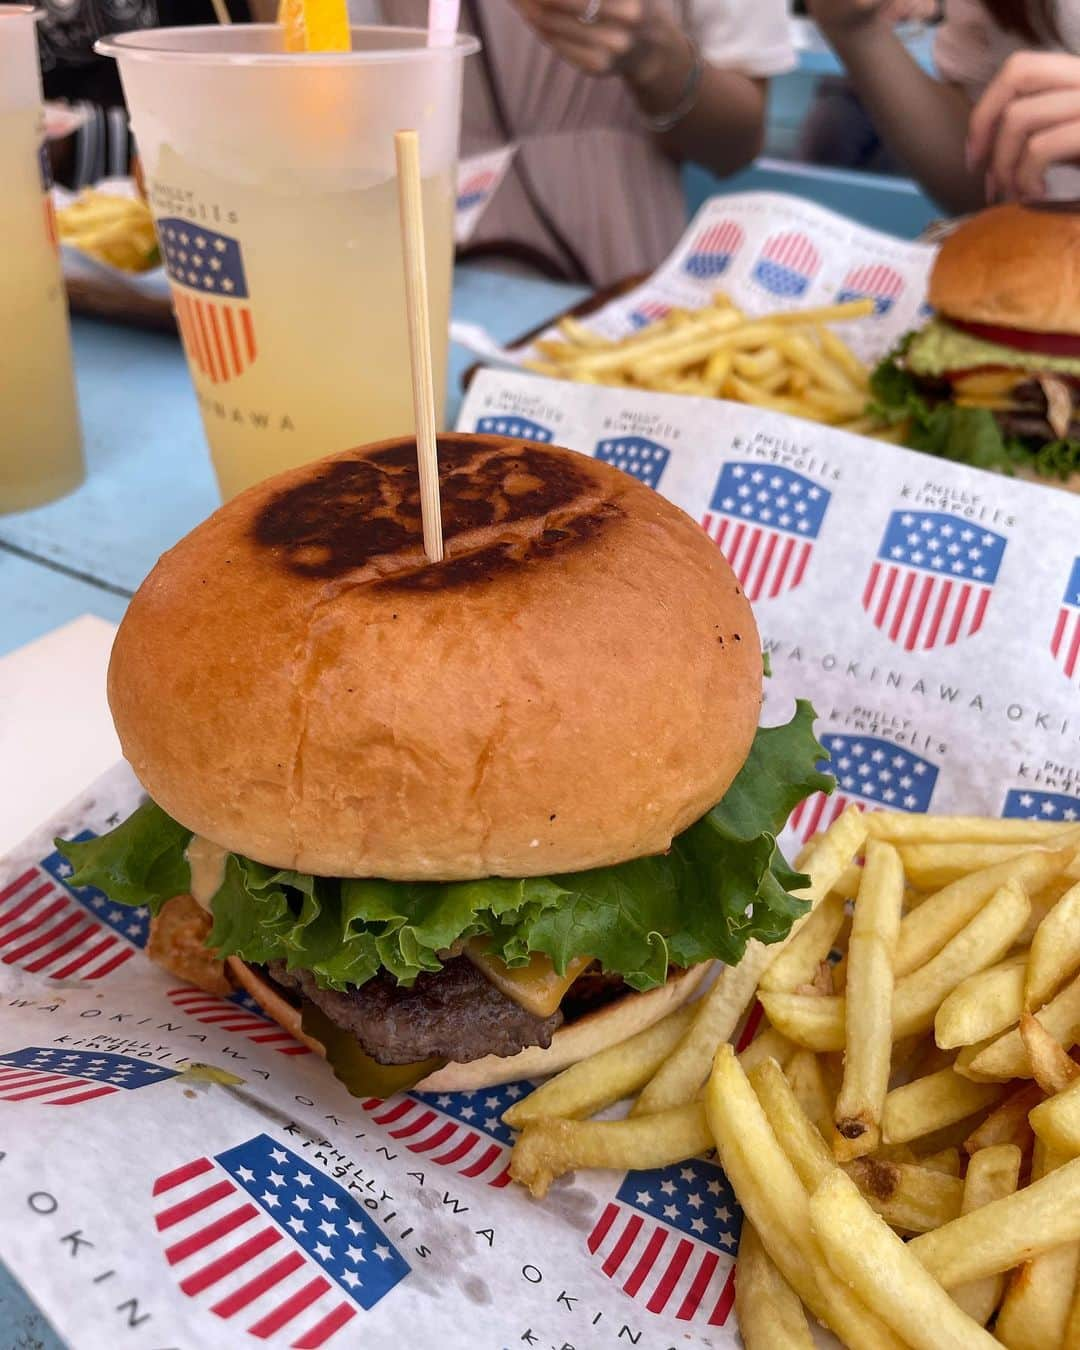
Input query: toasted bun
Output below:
<box><xmin>929</xmin><ymin>205</ymin><xmax>1080</xmax><ymax>336</ymax></box>
<box><xmin>110</xmin><ymin>435</ymin><xmax>761</xmax><ymax>879</ymax></box>
<box><xmin>226</xmin><ymin>956</ymin><xmax>713</xmax><ymax>1091</ymax></box>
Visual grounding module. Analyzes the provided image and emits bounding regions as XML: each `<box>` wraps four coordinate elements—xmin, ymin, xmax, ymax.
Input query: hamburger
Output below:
<box><xmin>59</xmin><ymin>434</ymin><xmax>829</xmax><ymax>1096</ymax></box>
<box><xmin>872</xmin><ymin>204</ymin><xmax>1080</xmax><ymax>487</ymax></box>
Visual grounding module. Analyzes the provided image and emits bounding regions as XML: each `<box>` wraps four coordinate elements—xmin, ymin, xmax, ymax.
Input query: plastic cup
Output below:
<box><xmin>99</xmin><ymin>25</ymin><xmax>479</xmax><ymax>500</ymax></box>
<box><xmin>0</xmin><ymin>5</ymin><xmax>83</xmax><ymax>514</ymax></box>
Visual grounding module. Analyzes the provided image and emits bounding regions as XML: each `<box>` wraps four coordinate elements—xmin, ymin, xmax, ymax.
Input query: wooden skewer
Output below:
<box><xmin>210</xmin><ymin>0</ymin><xmax>232</xmax><ymax>24</ymax></box>
<box><xmin>394</xmin><ymin>129</ymin><xmax>444</xmax><ymax>565</ymax></box>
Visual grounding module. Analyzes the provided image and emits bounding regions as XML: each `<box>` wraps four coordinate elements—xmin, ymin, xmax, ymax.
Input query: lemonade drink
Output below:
<box><xmin>102</xmin><ymin>24</ymin><xmax>476</xmax><ymax>500</ymax></box>
<box><xmin>0</xmin><ymin>10</ymin><xmax>83</xmax><ymax>514</ymax></box>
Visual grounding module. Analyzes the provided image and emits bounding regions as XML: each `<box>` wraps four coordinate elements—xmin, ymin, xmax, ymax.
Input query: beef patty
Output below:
<box><xmin>267</xmin><ymin>957</ymin><xmax>564</xmax><ymax>1065</ymax></box>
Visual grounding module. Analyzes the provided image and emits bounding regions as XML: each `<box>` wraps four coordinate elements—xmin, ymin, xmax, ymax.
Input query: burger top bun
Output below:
<box><xmin>225</xmin><ymin>956</ymin><xmax>713</xmax><ymax>1092</ymax></box>
<box><xmin>110</xmin><ymin>434</ymin><xmax>762</xmax><ymax>880</ymax></box>
<box><xmin>929</xmin><ymin>204</ymin><xmax>1080</xmax><ymax>336</ymax></box>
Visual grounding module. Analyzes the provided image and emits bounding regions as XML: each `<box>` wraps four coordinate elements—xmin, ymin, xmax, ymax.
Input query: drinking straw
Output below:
<box><xmin>427</xmin><ymin>0</ymin><xmax>460</xmax><ymax>46</ymax></box>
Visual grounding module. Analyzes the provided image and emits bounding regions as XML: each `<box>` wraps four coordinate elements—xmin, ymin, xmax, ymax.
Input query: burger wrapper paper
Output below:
<box><xmin>5</xmin><ymin>393</ymin><xmax>1080</xmax><ymax>1350</ymax></box>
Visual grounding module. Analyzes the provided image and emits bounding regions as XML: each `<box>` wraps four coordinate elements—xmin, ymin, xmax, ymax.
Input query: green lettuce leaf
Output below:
<box><xmin>58</xmin><ymin>702</ymin><xmax>831</xmax><ymax>993</ymax></box>
<box><xmin>870</xmin><ymin>349</ymin><xmax>1080</xmax><ymax>479</ymax></box>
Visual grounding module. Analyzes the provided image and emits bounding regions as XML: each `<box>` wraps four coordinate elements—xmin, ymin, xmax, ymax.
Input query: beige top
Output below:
<box><xmin>934</xmin><ymin>0</ymin><xmax>1080</xmax><ymax>102</ymax></box>
<box><xmin>364</xmin><ymin>0</ymin><xmax>794</xmax><ymax>286</ymax></box>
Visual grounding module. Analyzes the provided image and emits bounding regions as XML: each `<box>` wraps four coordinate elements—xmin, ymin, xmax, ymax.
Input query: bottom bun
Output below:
<box><xmin>226</xmin><ymin>957</ymin><xmax>713</xmax><ymax>1092</ymax></box>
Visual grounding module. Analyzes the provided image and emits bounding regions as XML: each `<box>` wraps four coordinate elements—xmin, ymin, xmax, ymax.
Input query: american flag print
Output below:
<box><xmin>1050</xmin><ymin>558</ymin><xmax>1080</xmax><ymax>680</ymax></box>
<box><xmin>751</xmin><ymin>231</ymin><xmax>821</xmax><ymax>299</ymax></box>
<box><xmin>787</xmin><ymin>733</ymin><xmax>939</xmax><ymax>844</ymax></box>
<box><xmin>456</xmin><ymin>168</ymin><xmax>498</xmax><ymax>211</ymax></box>
<box><xmin>594</xmin><ymin>435</ymin><xmax>670</xmax><ymax>489</ymax></box>
<box><xmin>0</xmin><ymin>839</ymin><xmax>148</xmax><ymax>981</ymax></box>
<box><xmin>683</xmin><ymin>220</ymin><xmax>744</xmax><ymax>280</ymax></box>
<box><xmin>700</xmin><ymin>462</ymin><xmax>830</xmax><ymax>601</ymax></box>
<box><xmin>0</xmin><ymin>1047</ymin><xmax>177</xmax><ymax>1106</ymax></box>
<box><xmin>167</xmin><ymin>987</ymin><xmax>312</xmax><ymax>1056</ymax></box>
<box><xmin>836</xmin><ymin>262</ymin><xmax>905</xmax><ymax>315</ymax></box>
<box><xmin>587</xmin><ymin>1158</ymin><xmax>741</xmax><ymax>1326</ymax></box>
<box><xmin>153</xmin><ymin>1133</ymin><xmax>408</xmax><ymax>1346</ymax></box>
<box><xmin>159</xmin><ymin>217</ymin><xmax>256</xmax><ymax>385</ymax></box>
<box><xmin>358</xmin><ymin>1082</ymin><xmax>526</xmax><ymax>1188</ymax></box>
<box><xmin>862</xmin><ymin>512</ymin><xmax>1007</xmax><ymax>650</ymax></box>
<box><xmin>1002</xmin><ymin>789</ymin><xmax>1080</xmax><ymax>823</ymax></box>
<box><xmin>629</xmin><ymin>299</ymin><xmax>671</xmax><ymax>329</ymax></box>
<box><xmin>474</xmin><ymin>414</ymin><xmax>552</xmax><ymax>443</ymax></box>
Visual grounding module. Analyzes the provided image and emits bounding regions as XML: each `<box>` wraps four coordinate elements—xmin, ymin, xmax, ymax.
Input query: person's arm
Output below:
<box><xmin>967</xmin><ymin>52</ymin><xmax>1080</xmax><ymax>201</ymax></box>
<box><xmin>806</xmin><ymin>0</ymin><xmax>981</xmax><ymax>213</ymax></box>
<box><xmin>513</xmin><ymin>0</ymin><xmax>767</xmax><ymax>178</ymax></box>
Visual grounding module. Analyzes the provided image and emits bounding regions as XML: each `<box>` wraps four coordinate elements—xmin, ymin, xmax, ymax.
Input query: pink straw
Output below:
<box><xmin>427</xmin><ymin>0</ymin><xmax>459</xmax><ymax>46</ymax></box>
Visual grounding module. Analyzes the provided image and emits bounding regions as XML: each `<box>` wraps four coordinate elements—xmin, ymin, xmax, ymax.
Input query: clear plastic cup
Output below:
<box><xmin>0</xmin><ymin>4</ymin><xmax>83</xmax><ymax>514</ymax></box>
<box><xmin>99</xmin><ymin>25</ymin><xmax>479</xmax><ymax>500</ymax></box>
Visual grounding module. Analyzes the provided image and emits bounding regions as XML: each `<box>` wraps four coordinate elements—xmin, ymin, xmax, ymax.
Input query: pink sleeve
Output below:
<box><xmin>933</xmin><ymin>0</ymin><xmax>1013</xmax><ymax>101</ymax></box>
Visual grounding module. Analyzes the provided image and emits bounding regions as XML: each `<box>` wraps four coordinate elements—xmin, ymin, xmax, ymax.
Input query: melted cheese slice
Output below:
<box><xmin>184</xmin><ymin>836</ymin><xmax>228</xmax><ymax>911</ymax></box>
<box><xmin>465</xmin><ymin>941</ymin><xmax>594</xmax><ymax>1018</ymax></box>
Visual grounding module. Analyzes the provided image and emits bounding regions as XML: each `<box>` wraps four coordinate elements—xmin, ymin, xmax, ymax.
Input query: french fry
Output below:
<box><xmin>634</xmin><ymin>807</ymin><xmax>866</xmax><ymax>1115</ymax></box>
<box><xmin>509</xmin><ymin>1103</ymin><xmax>710</xmax><ymax>1198</ymax></box>
<box><xmin>777</xmin><ymin>332</ymin><xmax>856</xmax><ymax>397</ymax></box>
<box><xmin>934</xmin><ymin>953</ymin><xmax>1027</xmax><ymax>1049</ymax></box>
<box><xmin>1026</xmin><ymin>880</ymin><xmax>1080</xmax><ymax>1009</ymax></box>
<box><xmin>965</xmin><ymin>973</ymin><xmax>1080</xmax><ymax>1081</ymax></box>
<box><xmin>834</xmin><ymin>839</ymin><xmax>904</xmax><ymax>1158</ymax></box>
<box><xmin>785</xmin><ymin>1049</ymin><xmax>835</xmax><ymax>1140</ymax></box>
<box><xmin>843</xmin><ymin>1157</ymin><xmax>963</xmax><ymax>1232</ymax></box>
<box><xmin>866</xmin><ymin>814</ymin><xmax>1078</xmax><ymax>844</ymax></box>
<box><xmin>897</xmin><ymin>842</ymin><xmax>1036</xmax><ymax>890</ymax></box>
<box><xmin>817</xmin><ymin>324</ymin><xmax>871</xmax><ymax>388</ymax></box>
<box><xmin>1019</xmin><ymin>1011</ymin><xmax>1080</xmax><ymax>1095</ymax></box>
<box><xmin>918</xmin><ymin>1147</ymin><xmax>961</xmax><ymax>1175</ymax></box>
<box><xmin>555</xmin><ymin>315</ymin><xmax>610</xmax><ymax>348</ymax></box>
<box><xmin>770</xmin><ymin>298</ymin><xmax>876</xmax><ymax>325</ymax></box>
<box><xmin>963</xmin><ymin>1081</ymin><xmax>1043</xmax><ymax>1154</ymax></box>
<box><xmin>808</xmin><ymin>1170</ymin><xmax>998</xmax><ymax>1349</ymax></box>
<box><xmin>1029</xmin><ymin>1077</ymin><xmax>1080</xmax><ymax>1155</ymax></box>
<box><xmin>758</xmin><ymin>892</ymin><xmax>847</xmax><ymax>994</ymax></box>
<box><xmin>895</xmin><ymin>845</ymin><xmax>1075</xmax><ymax>977</ymax></box>
<box><xmin>630</xmin><ymin>321</ymin><xmax>782</xmax><ymax>382</ymax></box>
<box><xmin>503</xmin><ymin>1004</ymin><xmax>697</xmax><ymax>1128</ymax></box>
<box><xmin>951</xmin><ymin>1144</ymin><xmax>1023</xmax><ymax>1325</ymax></box>
<box><xmin>732</xmin><ymin>346</ymin><xmax>783</xmax><ymax>379</ymax></box>
<box><xmin>1066</xmin><ymin>1276</ymin><xmax>1080</xmax><ymax>1347</ymax></box>
<box><xmin>703</xmin><ymin>345</ymin><xmax>732</xmax><ymax>390</ymax></box>
<box><xmin>737</xmin><ymin>1024</ymin><xmax>796</xmax><ymax>1074</ymax></box>
<box><xmin>706</xmin><ymin>1045</ymin><xmax>907</xmax><ymax>1348</ymax></box>
<box><xmin>907</xmin><ymin>1154</ymin><xmax>1080</xmax><ymax>1287</ymax></box>
<box><xmin>735</xmin><ymin>1221</ymin><xmax>814</xmax><ymax>1350</ymax></box>
<box><xmin>751</xmin><ymin>1057</ymin><xmax>833</xmax><ymax>1189</ymax></box>
<box><xmin>994</xmin><ymin>1140</ymin><xmax>1080</xmax><ymax>1350</ymax></box>
<box><xmin>882</xmin><ymin>1070</ymin><xmax>1004</xmax><ymax>1145</ymax></box>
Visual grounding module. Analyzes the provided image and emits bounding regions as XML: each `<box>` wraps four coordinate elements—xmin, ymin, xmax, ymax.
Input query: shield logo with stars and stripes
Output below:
<box><xmin>682</xmin><ymin>220</ymin><xmax>745</xmax><ymax>280</ymax></box>
<box><xmin>0</xmin><ymin>1047</ymin><xmax>177</xmax><ymax>1106</ymax></box>
<box><xmin>0</xmin><ymin>839</ymin><xmax>148</xmax><ymax>981</ymax></box>
<box><xmin>1002</xmin><ymin>789</ymin><xmax>1080</xmax><ymax>825</ymax></box>
<box><xmin>836</xmin><ymin>262</ymin><xmax>905</xmax><ymax>315</ymax></box>
<box><xmin>1050</xmin><ymin>558</ymin><xmax>1080</xmax><ymax>681</ymax></box>
<box><xmin>594</xmin><ymin>435</ymin><xmax>670</xmax><ymax>489</ymax></box>
<box><xmin>787</xmin><ymin>733</ymin><xmax>940</xmax><ymax>844</ymax></box>
<box><xmin>358</xmin><ymin>1083</ymin><xmax>525</xmax><ymax>1188</ymax></box>
<box><xmin>159</xmin><ymin>216</ymin><xmax>256</xmax><ymax>385</ymax></box>
<box><xmin>700</xmin><ymin>462</ymin><xmax>830</xmax><ymax>601</ymax></box>
<box><xmin>167</xmin><ymin>987</ymin><xmax>312</xmax><ymax>1057</ymax></box>
<box><xmin>862</xmin><ymin>511</ymin><xmax>1007</xmax><ymax>650</ymax></box>
<box><xmin>628</xmin><ymin>299</ymin><xmax>671</xmax><ymax>329</ymax></box>
<box><xmin>455</xmin><ymin>168</ymin><xmax>498</xmax><ymax>212</ymax></box>
<box><xmin>152</xmin><ymin>1133</ymin><xmax>409</xmax><ymax>1347</ymax></box>
<box><xmin>474</xmin><ymin>414</ymin><xmax>553</xmax><ymax>443</ymax></box>
<box><xmin>750</xmin><ymin>231</ymin><xmax>821</xmax><ymax>299</ymax></box>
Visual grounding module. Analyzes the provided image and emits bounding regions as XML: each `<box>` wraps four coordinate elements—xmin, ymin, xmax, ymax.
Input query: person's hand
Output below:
<box><xmin>511</xmin><ymin>0</ymin><xmax>681</xmax><ymax>79</ymax></box>
<box><xmin>968</xmin><ymin>52</ymin><xmax>1080</xmax><ymax>201</ymax></box>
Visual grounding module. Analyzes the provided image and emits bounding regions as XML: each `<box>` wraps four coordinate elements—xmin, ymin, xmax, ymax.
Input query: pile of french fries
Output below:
<box><xmin>505</xmin><ymin>808</ymin><xmax>1080</xmax><ymax>1348</ymax></box>
<box><xmin>57</xmin><ymin>190</ymin><xmax>159</xmax><ymax>272</ymax></box>
<box><xmin>525</xmin><ymin>294</ymin><xmax>903</xmax><ymax>439</ymax></box>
